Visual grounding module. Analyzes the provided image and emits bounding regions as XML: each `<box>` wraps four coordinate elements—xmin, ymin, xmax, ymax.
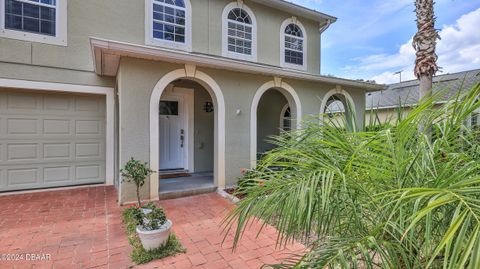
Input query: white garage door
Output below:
<box><xmin>0</xmin><ymin>90</ymin><xmax>106</xmax><ymax>192</ymax></box>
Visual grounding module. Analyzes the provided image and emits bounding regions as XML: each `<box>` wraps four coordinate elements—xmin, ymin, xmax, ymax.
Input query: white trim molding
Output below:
<box><xmin>221</xmin><ymin>1</ymin><xmax>258</xmax><ymax>62</ymax></box>
<box><xmin>149</xmin><ymin>67</ymin><xmax>226</xmax><ymax>201</ymax></box>
<box><xmin>250</xmin><ymin>80</ymin><xmax>302</xmax><ymax>167</ymax></box>
<box><xmin>280</xmin><ymin>17</ymin><xmax>307</xmax><ymax>71</ymax></box>
<box><xmin>0</xmin><ymin>0</ymin><xmax>68</xmax><ymax>46</ymax></box>
<box><xmin>0</xmin><ymin>78</ymin><xmax>115</xmax><ymax>186</ymax></box>
<box><xmin>319</xmin><ymin>86</ymin><xmax>357</xmax><ymax>123</ymax></box>
<box><xmin>90</xmin><ymin>37</ymin><xmax>385</xmax><ymax>91</ymax></box>
<box><xmin>144</xmin><ymin>0</ymin><xmax>192</xmax><ymax>51</ymax></box>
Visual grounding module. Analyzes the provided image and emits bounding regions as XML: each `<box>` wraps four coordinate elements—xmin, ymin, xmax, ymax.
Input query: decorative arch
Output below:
<box><xmin>221</xmin><ymin>1</ymin><xmax>258</xmax><ymax>61</ymax></box>
<box><xmin>280</xmin><ymin>17</ymin><xmax>307</xmax><ymax>70</ymax></box>
<box><xmin>250</xmin><ymin>79</ymin><xmax>302</xmax><ymax>167</ymax></box>
<box><xmin>319</xmin><ymin>86</ymin><xmax>357</xmax><ymax>127</ymax></box>
<box><xmin>149</xmin><ymin>66</ymin><xmax>225</xmax><ymax>200</ymax></box>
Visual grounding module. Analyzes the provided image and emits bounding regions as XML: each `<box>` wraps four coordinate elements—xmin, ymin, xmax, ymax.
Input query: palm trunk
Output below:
<box><xmin>419</xmin><ymin>76</ymin><xmax>432</xmax><ymax>100</ymax></box>
<box><xmin>414</xmin><ymin>0</ymin><xmax>439</xmax><ymax>134</ymax></box>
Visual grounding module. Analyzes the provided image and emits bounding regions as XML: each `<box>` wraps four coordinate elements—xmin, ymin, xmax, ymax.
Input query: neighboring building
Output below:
<box><xmin>0</xmin><ymin>0</ymin><xmax>382</xmax><ymax>203</ymax></box>
<box><xmin>366</xmin><ymin>69</ymin><xmax>480</xmax><ymax>124</ymax></box>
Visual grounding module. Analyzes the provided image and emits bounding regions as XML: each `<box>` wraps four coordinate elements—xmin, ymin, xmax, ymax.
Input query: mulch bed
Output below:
<box><xmin>224</xmin><ymin>188</ymin><xmax>247</xmax><ymax>200</ymax></box>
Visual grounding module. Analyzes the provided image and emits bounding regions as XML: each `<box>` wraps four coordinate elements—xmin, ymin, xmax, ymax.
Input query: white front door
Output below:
<box><xmin>159</xmin><ymin>95</ymin><xmax>185</xmax><ymax>170</ymax></box>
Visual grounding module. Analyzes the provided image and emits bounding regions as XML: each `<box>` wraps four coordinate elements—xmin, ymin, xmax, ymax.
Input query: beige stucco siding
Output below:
<box><xmin>0</xmin><ymin>62</ymin><xmax>114</xmax><ymax>88</ymax></box>
<box><xmin>117</xmin><ymin>57</ymin><xmax>366</xmax><ymax>203</ymax></box>
<box><xmin>0</xmin><ymin>0</ymin><xmax>321</xmax><ymax>74</ymax></box>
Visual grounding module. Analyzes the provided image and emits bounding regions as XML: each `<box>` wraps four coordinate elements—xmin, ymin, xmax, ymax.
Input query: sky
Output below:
<box><xmin>289</xmin><ymin>0</ymin><xmax>480</xmax><ymax>84</ymax></box>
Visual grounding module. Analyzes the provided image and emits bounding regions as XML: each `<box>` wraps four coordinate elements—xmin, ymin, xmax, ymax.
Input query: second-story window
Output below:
<box><xmin>5</xmin><ymin>0</ymin><xmax>56</xmax><ymax>36</ymax></box>
<box><xmin>284</xmin><ymin>24</ymin><xmax>304</xmax><ymax>65</ymax></box>
<box><xmin>0</xmin><ymin>0</ymin><xmax>67</xmax><ymax>45</ymax></box>
<box><xmin>146</xmin><ymin>0</ymin><xmax>192</xmax><ymax>51</ymax></box>
<box><xmin>280</xmin><ymin>19</ymin><xmax>307</xmax><ymax>70</ymax></box>
<box><xmin>222</xmin><ymin>2</ymin><xmax>257</xmax><ymax>61</ymax></box>
<box><xmin>227</xmin><ymin>8</ymin><xmax>252</xmax><ymax>55</ymax></box>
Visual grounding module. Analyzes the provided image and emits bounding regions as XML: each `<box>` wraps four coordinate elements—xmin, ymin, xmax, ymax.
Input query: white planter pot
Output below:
<box><xmin>136</xmin><ymin>219</ymin><xmax>172</xmax><ymax>251</ymax></box>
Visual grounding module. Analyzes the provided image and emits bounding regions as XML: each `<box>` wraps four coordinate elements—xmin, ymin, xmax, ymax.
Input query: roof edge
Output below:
<box><xmin>90</xmin><ymin>37</ymin><xmax>383</xmax><ymax>90</ymax></box>
<box><xmin>250</xmin><ymin>0</ymin><xmax>337</xmax><ymax>23</ymax></box>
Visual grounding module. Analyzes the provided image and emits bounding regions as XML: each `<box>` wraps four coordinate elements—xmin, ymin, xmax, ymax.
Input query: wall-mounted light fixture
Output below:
<box><xmin>203</xmin><ymin>101</ymin><xmax>214</xmax><ymax>113</ymax></box>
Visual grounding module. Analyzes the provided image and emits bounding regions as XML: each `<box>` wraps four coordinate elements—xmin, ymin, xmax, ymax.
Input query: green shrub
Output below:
<box><xmin>120</xmin><ymin>158</ymin><xmax>154</xmax><ymax>206</ymax></box>
<box><xmin>225</xmin><ymin>85</ymin><xmax>480</xmax><ymax>268</ymax></box>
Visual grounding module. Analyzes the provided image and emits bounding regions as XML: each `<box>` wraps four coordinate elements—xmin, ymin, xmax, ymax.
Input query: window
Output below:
<box><xmin>159</xmin><ymin>101</ymin><xmax>179</xmax><ymax>115</ymax></box>
<box><xmin>227</xmin><ymin>8</ymin><xmax>252</xmax><ymax>55</ymax></box>
<box><xmin>222</xmin><ymin>2</ymin><xmax>257</xmax><ymax>61</ymax></box>
<box><xmin>0</xmin><ymin>0</ymin><xmax>67</xmax><ymax>45</ymax></box>
<box><xmin>280</xmin><ymin>19</ymin><xmax>307</xmax><ymax>70</ymax></box>
<box><xmin>280</xmin><ymin>105</ymin><xmax>292</xmax><ymax>131</ymax></box>
<box><xmin>145</xmin><ymin>0</ymin><xmax>191</xmax><ymax>51</ymax></box>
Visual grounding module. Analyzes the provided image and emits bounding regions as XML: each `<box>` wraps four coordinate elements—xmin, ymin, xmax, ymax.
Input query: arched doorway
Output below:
<box><xmin>149</xmin><ymin>67</ymin><xmax>225</xmax><ymax>200</ymax></box>
<box><xmin>250</xmin><ymin>80</ymin><xmax>302</xmax><ymax>167</ymax></box>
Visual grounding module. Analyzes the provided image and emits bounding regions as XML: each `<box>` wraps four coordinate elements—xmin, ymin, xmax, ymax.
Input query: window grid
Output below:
<box><xmin>152</xmin><ymin>0</ymin><xmax>186</xmax><ymax>44</ymax></box>
<box><xmin>284</xmin><ymin>24</ymin><xmax>304</xmax><ymax>66</ymax></box>
<box><xmin>282</xmin><ymin>107</ymin><xmax>292</xmax><ymax>131</ymax></box>
<box><xmin>4</xmin><ymin>0</ymin><xmax>56</xmax><ymax>36</ymax></box>
<box><xmin>227</xmin><ymin>8</ymin><xmax>253</xmax><ymax>56</ymax></box>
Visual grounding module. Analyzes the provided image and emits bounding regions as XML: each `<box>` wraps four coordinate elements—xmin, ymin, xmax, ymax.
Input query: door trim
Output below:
<box><xmin>0</xmin><ymin>78</ymin><xmax>115</xmax><ymax>186</ymax></box>
<box><xmin>161</xmin><ymin>86</ymin><xmax>194</xmax><ymax>172</ymax></box>
<box><xmin>149</xmin><ymin>67</ymin><xmax>226</xmax><ymax>201</ymax></box>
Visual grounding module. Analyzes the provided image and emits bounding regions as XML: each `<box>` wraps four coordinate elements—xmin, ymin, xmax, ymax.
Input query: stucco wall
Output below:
<box><xmin>0</xmin><ymin>0</ymin><xmax>322</xmax><ymax>74</ymax></box>
<box><xmin>116</xmin><ymin>58</ymin><xmax>367</xmax><ymax>203</ymax></box>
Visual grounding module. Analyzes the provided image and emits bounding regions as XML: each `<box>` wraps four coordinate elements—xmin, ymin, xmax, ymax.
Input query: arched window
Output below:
<box><xmin>280</xmin><ymin>19</ymin><xmax>307</xmax><ymax>70</ymax></box>
<box><xmin>222</xmin><ymin>2</ymin><xmax>257</xmax><ymax>61</ymax></box>
<box><xmin>280</xmin><ymin>104</ymin><xmax>292</xmax><ymax>131</ymax></box>
<box><xmin>146</xmin><ymin>0</ymin><xmax>192</xmax><ymax>51</ymax></box>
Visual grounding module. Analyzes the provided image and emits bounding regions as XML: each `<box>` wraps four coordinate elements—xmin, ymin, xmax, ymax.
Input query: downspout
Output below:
<box><xmin>319</xmin><ymin>19</ymin><xmax>332</xmax><ymax>34</ymax></box>
<box><xmin>318</xmin><ymin>19</ymin><xmax>332</xmax><ymax>74</ymax></box>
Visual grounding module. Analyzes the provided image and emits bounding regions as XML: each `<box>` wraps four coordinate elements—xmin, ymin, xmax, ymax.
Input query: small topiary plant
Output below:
<box><xmin>120</xmin><ymin>158</ymin><xmax>154</xmax><ymax>206</ymax></box>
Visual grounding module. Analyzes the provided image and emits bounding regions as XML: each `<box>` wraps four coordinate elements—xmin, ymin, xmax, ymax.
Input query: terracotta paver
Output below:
<box><xmin>0</xmin><ymin>186</ymin><xmax>131</xmax><ymax>269</ymax></box>
<box><xmin>0</xmin><ymin>186</ymin><xmax>305</xmax><ymax>269</ymax></box>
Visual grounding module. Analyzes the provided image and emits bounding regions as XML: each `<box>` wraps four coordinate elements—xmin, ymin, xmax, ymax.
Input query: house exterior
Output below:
<box><xmin>0</xmin><ymin>0</ymin><xmax>383</xmax><ymax>203</ymax></box>
<box><xmin>366</xmin><ymin>69</ymin><xmax>480</xmax><ymax>124</ymax></box>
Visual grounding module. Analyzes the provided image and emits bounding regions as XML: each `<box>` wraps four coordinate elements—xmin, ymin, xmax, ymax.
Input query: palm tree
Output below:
<box><xmin>224</xmin><ymin>84</ymin><xmax>480</xmax><ymax>268</ymax></box>
<box><xmin>413</xmin><ymin>0</ymin><xmax>440</xmax><ymax>100</ymax></box>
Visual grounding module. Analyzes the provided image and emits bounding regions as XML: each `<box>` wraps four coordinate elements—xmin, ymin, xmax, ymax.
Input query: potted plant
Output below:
<box><xmin>121</xmin><ymin>158</ymin><xmax>172</xmax><ymax>250</ymax></box>
<box><xmin>130</xmin><ymin>203</ymin><xmax>173</xmax><ymax>250</ymax></box>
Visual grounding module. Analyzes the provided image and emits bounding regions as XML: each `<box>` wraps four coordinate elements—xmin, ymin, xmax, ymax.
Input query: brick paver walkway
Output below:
<box><xmin>0</xmin><ymin>186</ymin><xmax>304</xmax><ymax>269</ymax></box>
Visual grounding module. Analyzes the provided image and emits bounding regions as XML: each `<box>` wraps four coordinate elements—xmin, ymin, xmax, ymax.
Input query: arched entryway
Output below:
<box><xmin>149</xmin><ymin>67</ymin><xmax>225</xmax><ymax>200</ymax></box>
<box><xmin>320</xmin><ymin>86</ymin><xmax>357</xmax><ymax>131</ymax></box>
<box><xmin>250</xmin><ymin>80</ymin><xmax>302</xmax><ymax>167</ymax></box>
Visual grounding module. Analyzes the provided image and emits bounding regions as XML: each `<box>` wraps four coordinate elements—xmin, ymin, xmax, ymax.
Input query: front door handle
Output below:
<box><xmin>180</xmin><ymin>129</ymin><xmax>184</xmax><ymax>148</ymax></box>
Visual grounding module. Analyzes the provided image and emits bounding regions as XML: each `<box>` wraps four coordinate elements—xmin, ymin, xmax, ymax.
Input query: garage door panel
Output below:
<box><xmin>75</xmin><ymin>97</ymin><xmax>101</xmax><ymax>113</ymax></box>
<box><xmin>7</xmin><ymin>144</ymin><xmax>38</xmax><ymax>161</ymax></box>
<box><xmin>7</xmin><ymin>93</ymin><xmax>38</xmax><ymax>110</ymax></box>
<box><xmin>44</xmin><ymin>95</ymin><xmax>71</xmax><ymax>111</ymax></box>
<box><xmin>76</xmin><ymin>164</ymin><xmax>103</xmax><ymax>181</ymax></box>
<box><xmin>0</xmin><ymin>168</ymin><xmax>5</xmax><ymax>187</ymax></box>
<box><xmin>7</xmin><ymin>118</ymin><xmax>38</xmax><ymax>135</ymax></box>
<box><xmin>0</xmin><ymin>90</ymin><xmax>106</xmax><ymax>192</ymax></box>
<box><xmin>44</xmin><ymin>143</ymin><xmax>71</xmax><ymax>160</ymax></box>
<box><xmin>7</xmin><ymin>168</ymin><xmax>39</xmax><ymax>185</ymax></box>
<box><xmin>44</xmin><ymin>166</ymin><xmax>71</xmax><ymax>183</ymax></box>
<box><xmin>76</xmin><ymin>120</ymin><xmax>101</xmax><ymax>135</ymax></box>
<box><xmin>75</xmin><ymin>143</ymin><xmax>101</xmax><ymax>158</ymax></box>
<box><xmin>43</xmin><ymin>119</ymin><xmax>71</xmax><ymax>135</ymax></box>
